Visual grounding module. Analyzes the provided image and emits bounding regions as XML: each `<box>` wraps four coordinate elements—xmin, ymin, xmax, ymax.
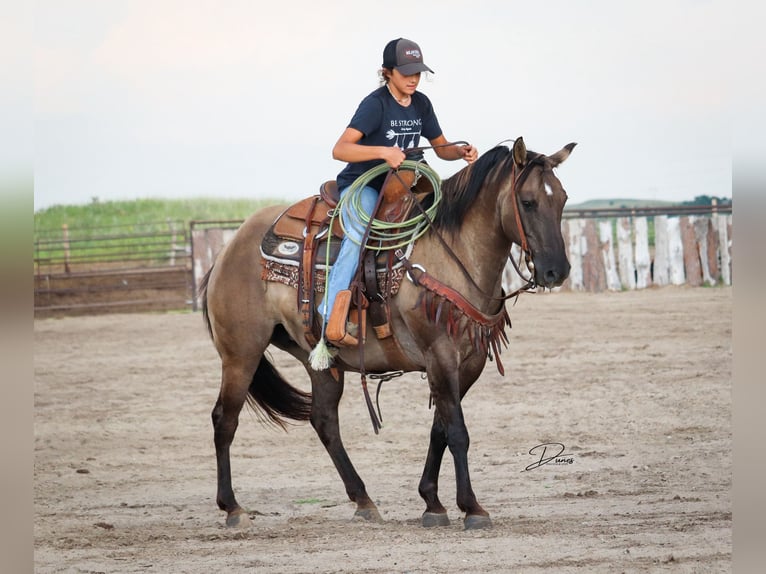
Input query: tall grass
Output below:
<box><xmin>33</xmin><ymin>197</ymin><xmax>288</xmax><ymax>268</ymax></box>
<box><xmin>34</xmin><ymin>197</ymin><xmax>285</xmax><ymax>235</ymax></box>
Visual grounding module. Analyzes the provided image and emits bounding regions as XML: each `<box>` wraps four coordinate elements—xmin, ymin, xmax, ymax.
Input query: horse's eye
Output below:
<box><xmin>521</xmin><ymin>200</ymin><xmax>536</xmax><ymax>210</ymax></box>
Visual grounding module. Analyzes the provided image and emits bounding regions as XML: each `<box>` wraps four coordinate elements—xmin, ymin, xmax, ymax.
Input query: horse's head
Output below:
<box><xmin>503</xmin><ymin>137</ymin><xmax>575</xmax><ymax>288</ymax></box>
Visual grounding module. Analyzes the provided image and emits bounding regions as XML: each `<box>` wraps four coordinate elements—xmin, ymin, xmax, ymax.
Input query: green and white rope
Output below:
<box><xmin>336</xmin><ymin>160</ymin><xmax>441</xmax><ymax>248</ymax></box>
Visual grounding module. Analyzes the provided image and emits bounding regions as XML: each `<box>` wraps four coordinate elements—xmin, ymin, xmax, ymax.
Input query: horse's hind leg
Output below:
<box><xmin>212</xmin><ymin>360</ymin><xmax>256</xmax><ymax>528</ymax></box>
<box><xmin>307</xmin><ymin>369</ymin><xmax>381</xmax><ymax>522</ymax></box>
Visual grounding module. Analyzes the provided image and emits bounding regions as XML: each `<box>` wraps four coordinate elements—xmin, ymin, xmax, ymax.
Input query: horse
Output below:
<box><xmin>199</xmin><ymin>137</ymin><xmax>576</xmax><ymax>529</ymax></box>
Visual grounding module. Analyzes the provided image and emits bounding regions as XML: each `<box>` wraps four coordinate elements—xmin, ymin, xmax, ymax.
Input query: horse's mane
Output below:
<box><xmin>432</xmin><ymin>145</ymin><xmax>516</xmax><ymax>233</ymax></box>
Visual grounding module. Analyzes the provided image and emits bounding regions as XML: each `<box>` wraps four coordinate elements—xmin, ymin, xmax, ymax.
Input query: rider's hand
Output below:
<box><xmin>382</xmin><ymin>147</ymin><xmax>406</xmax><ymax>169</ymax></box>
<box><xmin>461</xmin><ymin>144</ymin><xmax>478</xmax><ymax>163</ymax></box>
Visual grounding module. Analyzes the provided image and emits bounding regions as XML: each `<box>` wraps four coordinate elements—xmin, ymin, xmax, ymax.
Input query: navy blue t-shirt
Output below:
<box><xmin>336</xmin><ymin>86</ymin><xmax>443</xmax><ymax>190</ymax></box>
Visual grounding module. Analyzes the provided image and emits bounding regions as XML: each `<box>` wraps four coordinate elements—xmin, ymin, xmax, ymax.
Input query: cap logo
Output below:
<box><xmin>404</xmin><ymin>49</ymin><xmax>421</xmax><ymax>60</ymax></box>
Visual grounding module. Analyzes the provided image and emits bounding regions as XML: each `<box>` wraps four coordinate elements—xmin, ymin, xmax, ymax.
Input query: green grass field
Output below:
<box><xmin>33</xmin><ymin>197</ymin><xmax>289</xmax><ymax>266</ymax></box>
<box><xmin>34</xmin><ymin>197</ymin><xmax>286</xmax><ymax>235</ymax></box>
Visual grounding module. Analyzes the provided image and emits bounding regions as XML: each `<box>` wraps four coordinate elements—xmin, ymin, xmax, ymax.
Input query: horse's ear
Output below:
<box><xmin>512</xmin><ymin>137</ymin><xmax>527</xmax><ymax>167</ymax></box>
<box><xmin>548</xmin><ymin>142</ymin><xmax>577</xmax><ymax>167</ymax></box>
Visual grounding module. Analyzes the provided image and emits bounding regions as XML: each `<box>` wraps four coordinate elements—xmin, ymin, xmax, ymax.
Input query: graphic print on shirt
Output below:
<box><xmin>385</xmin><ymin>118</ymin><xmax>422</xmax><ymax>149</ymax></box>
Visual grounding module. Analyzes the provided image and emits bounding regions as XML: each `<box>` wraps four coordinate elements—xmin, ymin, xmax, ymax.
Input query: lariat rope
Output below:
<box><xmin>335</xmin><ymin>160</ymin><xmax>442</xmax><ymax>249</ymax></box>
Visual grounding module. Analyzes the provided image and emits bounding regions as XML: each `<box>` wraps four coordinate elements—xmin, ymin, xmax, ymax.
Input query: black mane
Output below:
<box><xmin>432</xmin><ymin>145</ymin><xmax>515</xmax><ymax>233</ymax></box>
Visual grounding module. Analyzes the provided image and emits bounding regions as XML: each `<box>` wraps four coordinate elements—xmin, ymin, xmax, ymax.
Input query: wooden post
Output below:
<box><xmin>581</xmin><ymin>219</ymin><xmax>606</xmax><ymax>292</ymax></box>
<box><xmin>190</xmin><ymin>226</ymin><xmax>240</xmax><ymax>310</ymax></box>
<box><xmin>667</xmin><ymin>217</ymin><xmax>685</xmax><ymax>285</ymax></box>
<box><xmin>680</xmin><ymin>216</ymin><xmax>703</xmax><ymax>286</ymax></box>
<box><xmin>617</xmin><ymin>217</ymin><xmax>636</xmax><ymax>290</ymax></box>
<box><xmin>653</xmin><ymin>215</ymin><xmax>670</xmax><ymax>286</ymax></box>
<box><xmin>717</xmin><ymin>213</ymin><xmax>731</xmax><ymax>285</ymax></box>
<box><xmin>168</xmin><ymin>218</ymin><xmax>177</xmax><ymax>267</ymax></box>
<box><xmin>708</xmin><ymin>220</ymin><xmax>719</xmax><ymax>283</ymax></box>
<box><xmin>599</xmin><ymin>220</ymin><xmax>621</xmax><ymax>290</ymax></box>
<box><xmin>634</xmin><ymin>216</ymin><xmax>651</xmax><ymax>289</ymax></box>
<box><xmin>566</xmin><ymin>218</ymin><xmax>584</xmax><ymax>290</ymax></box>
<box><xmin>63</xmin><ymin>224</ymin><xmax>71</xmax><ymax>274</ymax></box>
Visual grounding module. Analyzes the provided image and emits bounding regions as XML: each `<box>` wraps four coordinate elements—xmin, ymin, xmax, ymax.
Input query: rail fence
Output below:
<box><xmin>504</xmin><ymin>204</ymin><xmax>733</xmax><ymax>293</ymax></box>
<box><xmin>34</xmin><ymin>220</ymin><xmax>193</xmax><ymax>315</ymax></box>
<box><xmin>34</xmin><ymin>204</ymin><xmax>732</xmax><ymax>316</ymax></box>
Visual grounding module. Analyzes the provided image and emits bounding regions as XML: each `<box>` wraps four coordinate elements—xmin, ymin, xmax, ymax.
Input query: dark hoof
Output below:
<box><xmin>422</xmin><ymin>511</ymin><xmax>450</xmax><ymax>527</ymax></box>
<box><xmin>225</xmin><ymin>509</ymin><xmax>252</xmax><ymax>529</ymax></box>
<box><xmin>353</xmin><ymin>507</ymin><xmax>382</xmax><ymax>522</ymax></box>
<box><xmin>463</xmin><ymin>514</ymin><xmax>492</xmax><ymax>530</ymax></box>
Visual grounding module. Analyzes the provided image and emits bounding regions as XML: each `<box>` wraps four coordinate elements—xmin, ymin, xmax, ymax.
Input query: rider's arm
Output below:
<box><xmin>332</xmin><ymin>127</ymin><xmax>406</xmax><ymax>169</ymax></box>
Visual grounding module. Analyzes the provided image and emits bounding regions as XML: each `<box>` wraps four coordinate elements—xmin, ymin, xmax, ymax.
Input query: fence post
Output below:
<box><xmin>653</xmin><ymin>215</ymin><xmax>670</xmax><ymax>286</ymax></box>
<box><xmin>616</xmin><ymin>217</ymin><xmax>636</xmax><ymax>290</ymax></box>
<box><xmin>566</xmin><ymin>219</ymin><xmax>584</xmax><ymax>290</ymax></box>
<box><xmin>717</xmin><ymin>213</ymin><xmax>731</xmax><ymax>285</ymax></box>
<box><xmin>680</xmin><ymin>216</ymin><xmax>703</xmax><ymax>286</ymax></box>
<box><xmin>634</xmin><ymin>217</ymin><xmax>651</xmax><ymax>289</ymax></box>
<box><xmin>62</xmin><ymin>224</ymin><xmax>71</xmax><ymax>274</ymax></box>
<box><xmin>695</xmin><ymin>217</ymin><xmax>718</xmax><ymax>285</ymax></box>
<box><xmin>168</xmin><ymin>218</ymin><xmax>177</xmax><ymax>267</ymax></box>
<box><xmin>598</xmin><ymin>220</ymin><xmax>621</xmax><ymax>290</ymax></box>
<box><xmin>581</xmin><ymin>219</ymin><xmax>606</xmax><ymax>292</ymax></box>
<box><xmin>666</xmin><ymin>217</ymin><xmax>685</xmax><ymax>285</ymax></box>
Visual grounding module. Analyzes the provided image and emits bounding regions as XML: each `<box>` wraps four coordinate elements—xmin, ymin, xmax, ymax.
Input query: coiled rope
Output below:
<box><xmin>334</xmin><ymin>160</ymin><xmax>442</xmax><ymax>249</ymax></box>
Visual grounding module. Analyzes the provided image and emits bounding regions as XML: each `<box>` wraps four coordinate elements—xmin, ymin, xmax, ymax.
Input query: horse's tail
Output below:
<box><xmin>198</xmin><ymin>266</ymin><xmax>215</xmax><ymax>342</ymax></box>
<box><xmin>246</xmin><ymin>356</ymin><xmax>313</xmax><ymax>429</ymax></box>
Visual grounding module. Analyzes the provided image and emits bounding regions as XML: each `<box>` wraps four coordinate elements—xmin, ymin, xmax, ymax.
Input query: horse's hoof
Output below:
<box><xmin>422</xmin><ymin>512</ymin><xmax>450</xmax><ymax>528</ymax></box>
<box><xmin>353</xmin><ymin>507</ymin><xmax>382</xmax><ymax>522</ymax></box>
<box><xmin>463</xmin><ymin>514</ymin><xmax>492</xmax><ymax>530</ymax></box>
<box><xmin>225</xmin><ymin>509</ymin><xmax>252</xmax><ymax>529</ymax></box>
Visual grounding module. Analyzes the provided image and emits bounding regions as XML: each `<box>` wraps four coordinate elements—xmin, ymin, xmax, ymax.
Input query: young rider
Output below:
<box><xmin>318</xmin><ymin>38</ymin><xmax>478</xmax><ymax>337</ymax></box>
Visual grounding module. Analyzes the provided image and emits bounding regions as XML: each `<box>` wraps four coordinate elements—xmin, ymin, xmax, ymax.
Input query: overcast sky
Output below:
<box><xmin>32</xmin><ymin>0</ymin><xmax>732</xmax><ymax>211</ymax></box>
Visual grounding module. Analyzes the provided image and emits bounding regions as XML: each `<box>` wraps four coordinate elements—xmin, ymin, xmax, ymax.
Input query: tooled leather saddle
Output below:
<box><xmin>260</xmin><ymin>171</ymin><xmax>428</xmax><ymax>352</ymax></box>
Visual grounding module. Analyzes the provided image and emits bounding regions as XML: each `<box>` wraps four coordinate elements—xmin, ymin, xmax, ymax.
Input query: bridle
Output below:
<box><xmin>504</xmin><ymin>155</ymin><xmax>547</xmax><ymax>296</ymax></box>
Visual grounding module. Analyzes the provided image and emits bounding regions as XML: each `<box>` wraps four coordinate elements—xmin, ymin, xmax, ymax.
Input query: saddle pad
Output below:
<box><xmin>261</xmin><ymin>227</ymin><xmax>342</xmax><ymax>268</ymax></box>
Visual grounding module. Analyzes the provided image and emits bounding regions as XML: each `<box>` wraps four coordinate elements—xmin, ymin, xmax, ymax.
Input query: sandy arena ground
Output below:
<box><xmin>34</xmin><ymin>286</ymin><xmax>732</xmax><ymax>573</ymax></box>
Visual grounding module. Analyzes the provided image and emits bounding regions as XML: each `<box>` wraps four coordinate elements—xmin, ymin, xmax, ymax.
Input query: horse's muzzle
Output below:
<box><xmin>536</xmin><ymin>260</ymin><xmax>570</xmax><ymax>288</ymax></box>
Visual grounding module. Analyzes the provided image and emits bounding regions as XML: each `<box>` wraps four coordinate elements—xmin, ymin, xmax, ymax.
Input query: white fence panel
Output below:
<box><xmin>634</xmin><ymin>217</ymin><xmax>651</xmax><ymax>289</ymax></box>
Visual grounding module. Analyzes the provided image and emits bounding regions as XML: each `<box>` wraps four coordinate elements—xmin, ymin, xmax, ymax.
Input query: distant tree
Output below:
<box><xmin>682</xmin><ymin>195</ymin><xmax>731</xmax><ymax>206</ymax></box>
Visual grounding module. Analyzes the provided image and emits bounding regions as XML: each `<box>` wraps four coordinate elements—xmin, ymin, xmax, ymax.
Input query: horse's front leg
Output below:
<box><xmin>418</xmin><ymin>412</ymin><xmax>451</xmax><ymax>527</ymax></box>
<box><xmin>424</xmin><ymin>363</ymin><xmax>491</xmax><ymax>530</ymax></box>
<box><xmin>307</xmin><ymin>369</ymin><xmax>381</xmax><ymax>522</ymax></box>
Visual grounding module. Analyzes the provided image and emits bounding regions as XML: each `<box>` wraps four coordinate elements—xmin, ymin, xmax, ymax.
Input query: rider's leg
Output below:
<box><xmin>319</xmin><ymin>185</ymin><xmax>378</xmax><ymax>321</ymax></box>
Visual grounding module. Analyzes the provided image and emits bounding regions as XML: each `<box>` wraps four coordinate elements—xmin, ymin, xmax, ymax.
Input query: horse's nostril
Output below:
<box><xmin>544</xmin><ymin>269</ymin><xmax>559</xmax><ymax>285</ymax></box>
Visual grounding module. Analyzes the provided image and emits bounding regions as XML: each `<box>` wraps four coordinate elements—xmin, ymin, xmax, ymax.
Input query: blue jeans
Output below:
<box><xmin>319</xmin><ymin>184</ymin><xmax>379</xmax><ymax>321</ymax></box>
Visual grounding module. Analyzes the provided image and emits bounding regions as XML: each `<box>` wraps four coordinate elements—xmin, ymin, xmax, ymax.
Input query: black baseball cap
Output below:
<box><xmin>382</xmin><ymin>38</ymin><xmax>434</xmax><ymax>75</ymax></box>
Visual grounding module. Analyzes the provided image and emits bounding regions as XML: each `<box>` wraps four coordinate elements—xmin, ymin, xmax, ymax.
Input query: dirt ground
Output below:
<box><xmin>34</xmin><ymin>286</ymin><xmax>732</xmax><ymax>573</ymax></box>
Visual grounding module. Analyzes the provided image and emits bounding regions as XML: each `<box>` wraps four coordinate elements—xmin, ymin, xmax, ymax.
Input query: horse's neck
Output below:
<box><xmin>420</xmin><ymin>199</ymin><xmax>510</xmax><ymax>311</ymax></box>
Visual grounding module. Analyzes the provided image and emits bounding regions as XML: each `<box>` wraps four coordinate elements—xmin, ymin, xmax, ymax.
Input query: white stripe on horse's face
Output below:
<box><xmin>544</xmin><ymin>181</ymin><xmax>553</xmax><ymax>196</ymax></box>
